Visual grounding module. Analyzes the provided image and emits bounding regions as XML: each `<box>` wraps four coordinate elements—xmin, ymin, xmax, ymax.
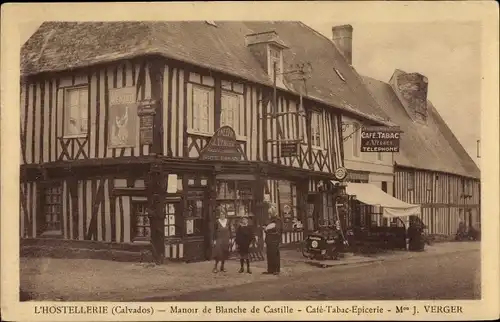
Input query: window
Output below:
<box><xmin>268</xmin><ymin>46</ymin><xmax>282</xmax><ymax>81</ymax></box>
<box><xmin>278</xmin><ymin>180</ymin><xmax>298</xmax><ymax>231</ymax></box>
<box><xmin>377</xmin><ymin>152</ymin><xmax>383</xmax><ymax>161</ymax></box>
<box><xmin>381</xmin><ymin>181</ymin><xmax>388</xmax><ymax>193</ymax></box>
<box><xmin>310</xmin><ymin>111</ymin><xmax>322</xmax><ymax>148</ymax></box>
<box><xmin>131</xmin><ymin>201</ymin><xmax>179</xmax><ymax>240</ymax></box>
<box><xmin>221</xmin><ymin>91</ymin><xmax>242</xmax><ymax>136</ymax></box>
<box><xmin>190</xmin><ymin>85</ymin><xmax>214</xmax><ymax>134</ymax></box>
<box><xmin>132</xmin><ymin>201</ymin><xmax>151</xmax><ymax>240</ymax></box>
<box><xmin>43</xmin><ymin>184</ymin><xmax>63</xmax><ymax>234</ymax></box>
<box><xmin>164</xmin><ymin>202</ymin><xmax>178</xmax><ymax>237</ymax></box>
<box><xmin>407</xmin><ymin>172</ymin><xmax>415</xmax><ymax>190</ymax></box>
<box><xmin>323</xmin><ymin>194</ymin><xmax>336</xmax><ymax>227</ymax></box>
<box><xmin>216</xmin><ymin>180</ymin><xmax>254</xmax><ymax>235</ymax></box>
<box><xmin>352</xmin><ymin>122</ymin><xmax>360</xmax><ymax>157</ymax></box>
<box><xmin>185</xmin><ymin>191</ymin><xmax>205</xmax><ymax>236</ymax></box>
<box><xmin>64</xmin><ymin>87</ymin><xmax>88</xmax><ymax>136</ymax></box>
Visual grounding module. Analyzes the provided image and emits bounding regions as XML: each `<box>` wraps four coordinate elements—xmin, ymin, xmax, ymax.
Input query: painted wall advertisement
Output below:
<box><xmin>108</xmin><ymin>86</ymin><xmax>138</xmax><ymax>148</ymax></box>
<box><xmin>361</xmin><ymin>126</ymin><xmax>402</xmax><ymax>152</ymax></box>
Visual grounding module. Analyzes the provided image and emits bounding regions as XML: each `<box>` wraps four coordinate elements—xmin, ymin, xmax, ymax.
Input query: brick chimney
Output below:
<box><xmin>390</xmin><ymin>70</ymin><xmax>429</xmax><ymax>123</ymax></box>
<box><xmin>332</xmin><ymin>24</ymin><xmax>353</xmax><ymax>65</ymax></box>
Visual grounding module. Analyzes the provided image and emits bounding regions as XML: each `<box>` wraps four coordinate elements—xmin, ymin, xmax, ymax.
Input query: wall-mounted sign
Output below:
<box><xmin>361</xmin><ymin>126</ymin><xmax>402</xmax><ymax>152</ymax></box>
<box><xmin>346</xmin><ymin>171</ymin><xmax>369</xmax><ymax>183</ymax></box>
<box><xmin>199</xmin><ymin>126</ymin><xmax>245</xmax><ymax>161</ymax></box>
<box><xmin>137</xmin><ymin>99</ymin><xmax>157</xmax><ymax>145</ymax></box>
<box><xmin>280</xmin><ymin>142</ymin><xmax>298</xmax><ymax>157</ymax></box>
<box><xmin>334</xmin><ymin>167</ymin><xmax>348</xmax><ymax>181</ymax></box>
<box><xmin>108</xmin><ymin>87</ymin><xmax>138</xmax><ymax>148</ymax></box>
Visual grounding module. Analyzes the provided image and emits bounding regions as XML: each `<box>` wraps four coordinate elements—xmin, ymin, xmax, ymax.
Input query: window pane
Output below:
<box><xmin>192</xmin><ymin>87</ymin><xmax>211</xmax><ymax>133</ymax></box>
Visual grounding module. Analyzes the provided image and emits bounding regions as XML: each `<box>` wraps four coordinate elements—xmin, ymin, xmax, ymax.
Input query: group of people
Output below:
<box><xmin>211</xmin><ymin>206</ymin><xmax>282</xmax><ymax>275</ymax></box>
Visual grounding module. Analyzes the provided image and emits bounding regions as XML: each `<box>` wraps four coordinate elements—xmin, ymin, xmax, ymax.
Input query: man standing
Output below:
<box><xmin>263</xmin><ymin>206</ymin><xmax>282</xmax><ymax>275</ymax></box>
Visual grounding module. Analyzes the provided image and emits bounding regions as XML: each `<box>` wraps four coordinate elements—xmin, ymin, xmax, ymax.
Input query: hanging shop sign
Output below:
<box><xmin>199</xmin><ymin>126</ymin><xmax>244</xmax><ymax>161</ymax></box>
<box><xmin>361</xmin><ymin>126</ymin><xmax>402</xmax><ymax>152</ymax></box>
<box><xmin>137</xmin><ymin>99</ymin><xmax>157</xmax><ymax>145</ymax></box>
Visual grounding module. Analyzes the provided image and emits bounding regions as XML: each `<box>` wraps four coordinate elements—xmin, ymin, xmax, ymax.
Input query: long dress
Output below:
<box><xmin>213</xmin><ymin>219</ymin><xmax>230</xmax><ymax>261</ymax></box>
<box><xmin>265</xmin><ymin>218</ymin><xmax>282</xmax><ymax>273</ymax></box>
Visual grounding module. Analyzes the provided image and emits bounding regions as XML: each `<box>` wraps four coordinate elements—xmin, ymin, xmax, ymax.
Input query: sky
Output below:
<box><xmin>19</xmin><ymin>20</ymin><xmax>481</xmax><ymax>166</ymax></box>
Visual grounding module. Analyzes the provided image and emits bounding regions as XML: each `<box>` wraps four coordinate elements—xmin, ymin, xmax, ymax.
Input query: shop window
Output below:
<box><xmin>131</xmin><ymin>201</ymin><xmax>180</xmax><ymax>241</ymax></box>
<box><xmin>64</xmin><ymin>86</ymin><xmax>88</xmax><ymax>137</ymax></box>
<box><xmin>278</xmin><ymin>180</ymin><xmax>299</xmax><ymax>230</ymax></box>
<box><xmin>185</xmin><ymin>190</ymin><xmax>205</xmax><ymax>236</ymax></box>
<box><xmin>164</xmin><ymin>202</ymin><xmax>178</xmax><ymax>237</ymax></box>
<box><xmin>43</xmin><ymin>183</ymin><xmax>63</xmax><ymax>234</ymax></box>
<box><xmin>216</xmin><ymin>180</ymin><xmax>254</xmax><ymax>235</ymax></box>
<box><xmin>323</xmin><ymin>193</ymin><xmax>335</xmax><ymax>227</ymax></box>
<box><xmin>131</xmin><ymin>201</ymin><xmax>150</xmax><ymax>241</ymax></box>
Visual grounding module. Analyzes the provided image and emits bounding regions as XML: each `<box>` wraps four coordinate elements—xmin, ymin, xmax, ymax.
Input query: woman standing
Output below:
<box><xmin>212</xmin><ymin>210</ymin><xmax>230</xmax><ymax>273</ymax></box>
<box><xmin>263</xmin><ymin>205</ymin><xmax>282</xmax><ymax>275</ymax></box>
<box><xmin>235</xmin><ymin>217</ymin><xmax>254</xmax><ymax>274</ymax></box>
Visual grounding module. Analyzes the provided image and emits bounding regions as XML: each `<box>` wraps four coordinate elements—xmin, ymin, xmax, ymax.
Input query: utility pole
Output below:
<box><xmin>262</xmin><ymin>61</ymin><xmax>312</xmax><ymax>218</ymax></box>
<box><xmin>265</xmin><ymin>61</ymin><xmax>312</xmax><ymax>160</ymax></box>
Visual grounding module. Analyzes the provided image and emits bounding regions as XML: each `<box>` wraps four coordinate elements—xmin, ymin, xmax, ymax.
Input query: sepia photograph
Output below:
<box><xmin>1</xmin><ymin>1</ymin><xmax>499</xmax><ymax>321</ymax></box>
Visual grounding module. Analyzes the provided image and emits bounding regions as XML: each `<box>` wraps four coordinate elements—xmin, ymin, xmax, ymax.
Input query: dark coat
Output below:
<box><xmin>265</xmin><ymin>217</ymin><xmax>282</xmax><ymax>245</ymax></box>
<box><xmin>212</xmin><ymin>219</ymin><xmax>230</xmax><ymax>260</ymax></box>
<box><xmin>235</xmin><ymin>225</ymin><xmax>254</xmax><ymax>253</ymax></box>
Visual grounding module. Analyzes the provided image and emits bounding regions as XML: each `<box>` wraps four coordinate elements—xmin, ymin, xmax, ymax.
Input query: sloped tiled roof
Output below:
<box><xmin>21</xmin><ymin>21</ymin><xmax>393</xmax><ymax>125</ymax></box>
<box><xmin>361</xmin><ymin>75</ymin><xmax>480</xmax><ymax>179</ymax></box>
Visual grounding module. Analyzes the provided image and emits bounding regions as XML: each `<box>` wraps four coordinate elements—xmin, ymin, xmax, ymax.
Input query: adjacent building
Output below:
<box><xmin>362</xmin><ymin>71</ymin><xmax>481</xmax><ymax>234</ymax></box>
<box><xmin>330</xmin><ymin>24</ymin><xmax>481</xmax><ymax>235</ymax></box>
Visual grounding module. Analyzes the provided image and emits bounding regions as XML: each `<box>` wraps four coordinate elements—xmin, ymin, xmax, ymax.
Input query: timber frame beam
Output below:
<box><xmin>21</xmin><ymin>156</ymin><xmax>340</xmax><ymax>183</ymax></box>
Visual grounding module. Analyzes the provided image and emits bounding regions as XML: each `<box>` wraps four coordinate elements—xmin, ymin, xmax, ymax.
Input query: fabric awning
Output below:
<box><xmin>344</xmin><ymin>182</ymin><xmax>421</xmax><ymax>218</ymax></box>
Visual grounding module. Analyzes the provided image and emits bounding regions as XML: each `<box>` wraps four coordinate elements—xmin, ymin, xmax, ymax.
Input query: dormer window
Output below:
<box><xmin>245</xmin><ymin>31</ymin><xmax>289</xmax><ymax>85</ymax></box>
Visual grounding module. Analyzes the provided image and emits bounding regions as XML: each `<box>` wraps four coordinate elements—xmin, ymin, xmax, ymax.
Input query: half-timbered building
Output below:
<box><xmin>20</xmin><ymin>21</ymin><xmax>394</xmax><ymax>262</ymax></box>
<box><xmin>362</xmin><ymin>71</ymin><xmax>481</xmax><ymax>236</ymax></box>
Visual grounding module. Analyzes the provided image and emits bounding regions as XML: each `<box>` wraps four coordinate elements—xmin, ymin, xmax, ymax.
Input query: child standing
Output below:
<box><xmin>235</xmin><ymin>217</ymin><xmax>254</xmax><ymax>274</ymax></box>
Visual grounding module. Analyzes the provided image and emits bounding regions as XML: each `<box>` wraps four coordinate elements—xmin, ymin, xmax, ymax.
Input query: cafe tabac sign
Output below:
<box><xmin>361</xmin><ymin>126</ymin><xmax>402</xmax><ymax>153</ymax></box>
<box><xmin>199</xmin><ymin>126</ymin><xmax>245</xmax><ymax>161</ymax></box>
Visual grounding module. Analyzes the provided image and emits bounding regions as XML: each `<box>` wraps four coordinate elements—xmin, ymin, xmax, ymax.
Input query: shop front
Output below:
<box><xmin>146</xmin><ymin>126</ymin><xmax>345</xmax><ymax>263</ymax></box>
<box><xmin>343</xmin><ymin>182</ymin><xmax>421</xmax><ymax>250</ymax></box>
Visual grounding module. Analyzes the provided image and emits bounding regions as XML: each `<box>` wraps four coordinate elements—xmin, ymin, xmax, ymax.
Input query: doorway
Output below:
<box><xmin>213</xmin><ymin>174</ymin><xmax>260</xmax><ymax>258</ymax></box>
